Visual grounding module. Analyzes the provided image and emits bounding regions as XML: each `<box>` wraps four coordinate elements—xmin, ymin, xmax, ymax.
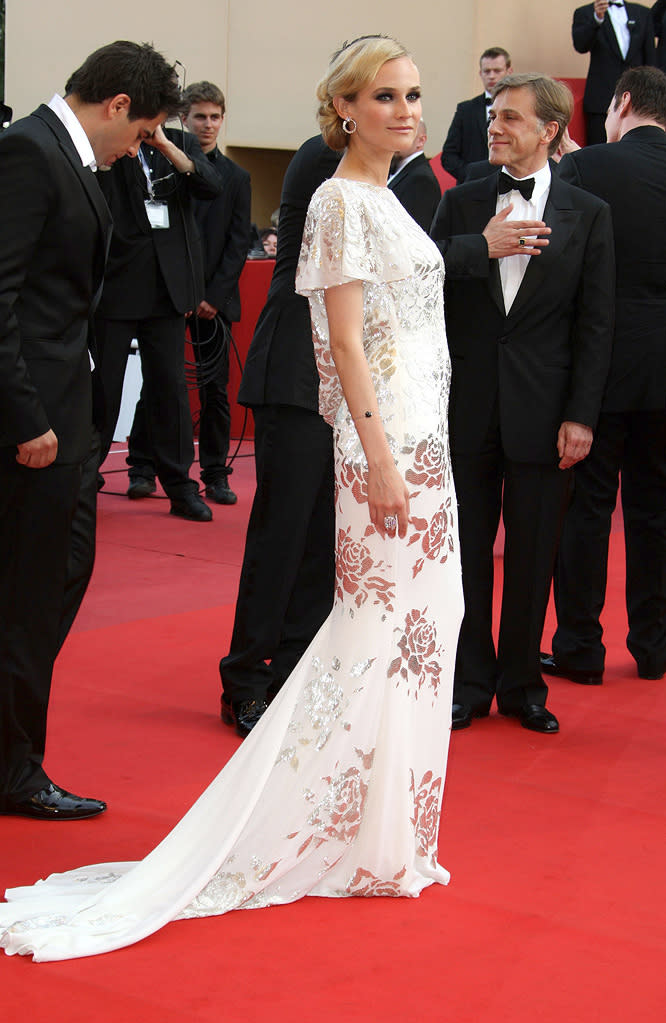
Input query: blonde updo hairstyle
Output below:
<box><xmin>317</xmin><ymin>35</ymin><xmax>411</xmax><ymax>151</ymax></box>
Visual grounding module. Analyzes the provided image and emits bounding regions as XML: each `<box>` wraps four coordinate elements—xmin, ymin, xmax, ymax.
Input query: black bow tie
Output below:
<box><xmin>608</xmin><ymin>2</ymin><xmax>624</xmax><ymax>6</ymax></box>
<box><xmin>498</xmin><ymin>171</ymin><xmax>535</xmax><ymax>201</ymax></box>
<box><xmin>484</xmin><ymin>96</ymin><xmax>492</xmax><ymax>105</ymax></box>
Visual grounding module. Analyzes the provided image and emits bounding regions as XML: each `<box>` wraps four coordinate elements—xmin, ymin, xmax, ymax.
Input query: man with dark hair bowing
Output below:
<box><xmin>0</xmin><ymin>41</ymin><xmax>181</xmax><ymax>820</ymax></box>
<box><xmin>542</xmin><ymin>66</ymin><xmax>666</xmax><ymax>685</ymax></box>
<box><xmin>126</xmin><ymin>81</ymin><xmax>251</xmax><ymax>506</ymax></box>
<box><xmin>431</xmin><ymin>73</ymin><xmax>615</xmax><ymax>733</ymax></box>
<box><xmin>95</xmin><ymin>80</ymin><xmax>222</xmax><ymax>522</ymax></box>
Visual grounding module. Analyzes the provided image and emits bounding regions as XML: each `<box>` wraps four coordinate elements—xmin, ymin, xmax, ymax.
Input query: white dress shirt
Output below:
<box><xmin>596</xmin><ymin>2</ymin><xmax>631</xmax><ymax>59</ymax></box>
<box><xmin>47</xmin><ymin>93</ymin><xmax>97</xmax><ymax>171</ymax></box>
<box><xmin>496</xmin><ymin>161</ymin><xmax>551</xmax><ymax>313</ymax></box>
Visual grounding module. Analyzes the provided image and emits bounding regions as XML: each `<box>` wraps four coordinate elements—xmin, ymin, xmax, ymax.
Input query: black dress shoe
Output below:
<box><xmin>170</xmin><ymin>492</ymin><xmax>213</xmax><ymax>521</ymax></box>
<box><xmin>221</xmin><ymin>697</ymin><xmax>268</xmax><ymax>737</ymax></box>
<box><xmin>637</xmin><ymin>662</ymin><xmax>665</xmax><ymax>680</ymax></box>
<box><xmin>451</xmin><ymin>703</ymin><xmax>490</xmax><ymax>730</ymax></box>
<box><xmin>0</xmin><ymin>783</ymin><xmax>107</xmax><ymax>820</ymax></box>
<box><xmin>540</xmin><ymin>652</ymin><xmax>603</xmax><ymax>685</ymax></box>
<box><xmin>500</xmin><ymin>704</ymin><xmax>559</xmax><ymax>734</ymax></box>
<box><xmin>205</xmin><ymin>478</ymin><xmax>238</xmax><ymax>505</ymax></box>
<box><xmin>127</xmin><ymin>476</ymin><xmax>156</xmax><ymax>499</ymax></box>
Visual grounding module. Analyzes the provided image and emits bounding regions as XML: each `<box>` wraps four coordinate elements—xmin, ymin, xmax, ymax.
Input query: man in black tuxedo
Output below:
<box><xmin>441</xmin><ymin>47</ymin><xmax>512</xmax><ymax>183</ymax></box>
<box><xmin>431</xmin><ymin>73</ymin><xmax>615</xmax><ymax>733</ymax></box>
<box><xmin>388</xmin><ymin>120</ymin><xmax>441</xmax><ymax>231</ymax></box>
<box><xmin>542</xmin><ymin>66</ymin><xmax>666</xmax><ymax>685</ymax></box>
<box><xmin>0</xmin><ymin>41</ymin><xmax>181</xmax><ymax>819</ymax></box>
<box><xmin>95</xmin><ymin>108</ymin><xmax>222</xmax><ymax>522</ymax></box>
<box><xmin>127</xmin><ymin>81</ymin><xmax>251</xmax><ymax>506</ymax></box>
<box><xmin>573</xmin><ymin>1</ymin><xmax>655</xmax><ymax>144</ymax></box>
<box><xmin>219</xmin><ymin>136</ymin><xmax>338</xmax><ymax>736</ymax></box>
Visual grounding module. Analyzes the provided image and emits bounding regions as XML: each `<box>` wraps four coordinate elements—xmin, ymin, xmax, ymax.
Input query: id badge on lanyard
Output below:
<box><xmin>139</xmin><ymin>146</ymin><xmax>170</xmax><ymax>229</ymax></box>
<box><xmin>144</xmin><ymin>200</ymin><xmax>170</xmax><ymax>229</ymax></box>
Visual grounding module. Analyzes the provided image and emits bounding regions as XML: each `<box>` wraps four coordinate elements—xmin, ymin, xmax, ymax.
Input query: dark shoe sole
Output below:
<box><xmin>540</xmin><ymin>652</ymin><xmax>603</xmax><ymax>685</ymax></box>
<box><xmin>0</xmin><ymin>804</ymin><xmax>106</xmax><ymax>820</ymax></box>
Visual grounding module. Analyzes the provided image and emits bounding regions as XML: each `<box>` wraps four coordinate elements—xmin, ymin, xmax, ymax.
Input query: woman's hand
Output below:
<box><xmin>368</xmin><ymin>461</ymin><xmax>410</xmax><ymax>538</ymax></box>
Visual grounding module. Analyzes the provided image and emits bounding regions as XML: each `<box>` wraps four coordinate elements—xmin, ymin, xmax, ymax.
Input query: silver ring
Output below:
<box><xmin>518</xmin><ymin>237</ymin><xmax>526</xmax><ymax>247</ymax></box>
<box><xmin>384</xmin><ymin>515</ymin><xmax>397</xmax><ymax>531</ymax></box>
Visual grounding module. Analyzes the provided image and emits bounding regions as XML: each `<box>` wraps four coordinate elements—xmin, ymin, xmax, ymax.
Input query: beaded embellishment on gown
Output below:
<box><xmin>0</xmin><ymin>177</ymin><xmax>463</xmax><ymax>961</ymax></box>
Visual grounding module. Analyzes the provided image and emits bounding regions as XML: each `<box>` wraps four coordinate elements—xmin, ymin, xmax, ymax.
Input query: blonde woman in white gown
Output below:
<box><xmin>0</xmin><ymin>35</ymin><xmax>463</xmax><ymax>962</ymax></box>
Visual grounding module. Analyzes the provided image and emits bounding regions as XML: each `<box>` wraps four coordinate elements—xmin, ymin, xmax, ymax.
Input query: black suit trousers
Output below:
<box><xmin>552</xmin><ymin>410</ymin><xmax>666</xmax><ymax>675</ymax></box>
<box><xmin>128</xmin><ymin>314</ymin><xmax>232</xmax><ymax>484</ymax></box>
<box><xmin>56</xmin><ymin>430</ymin><xmax>100</xmax><ymax>655</ymax></box>
<box><xmin>0</xmin><ymin>453</ymin><xmax>81</xmax><ymax>802</ymax></box>
<box><xmin>219</xmin><ymin>405</ymin><xmax>335</xmax><ymax>703</ymax></box>
<box><xmin>193</xmin><ymin>316</ymin><xmax>232</xmax><ymax>483</ymax></box>
<box><xmin>96</xmin><ymin>316</ymin><xmax>195</xmax><ymax>498</ymax></box>
<box><xmin>452</xmin><ymin>424</ymin><xmax>572</xmax><ymax>713</ymax></box>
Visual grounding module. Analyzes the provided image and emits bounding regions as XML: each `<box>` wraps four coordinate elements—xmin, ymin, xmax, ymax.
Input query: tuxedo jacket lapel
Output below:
<box><xmin>626</xmin><ymin>5</ymin><xmax>644</xmax><ymax>62</ymax></box>
<box><xmin>32</xmin><ymin>106</ymin><xmax>114</xmax><ymax>317</ymax></box>
<box><xmin>472</xmin><ymin>174</ymin><xmax>505</xmax><ymax>314</ymax></box>
<box><xmin>507</xmin><ymin>175</ymin><xmax>581</xmax><ymax>321</ymax></box>
<box><xmin>389</xmin><ymin>162</ymin><xmax>409</xmax><ymax>191</ymax></box>
<box><xmin>33</xmin><ymin>106</ymin><xmax>112</xmax><ymax>241</ymax></box>
<box><xmin>602</xmin><ymin>12</ymin><xmax>624</xmax><ymax>61</ymax></box>
<box><xmin>475</xmin><ymin>96</ymin><xmax>489</xmax><ymax>150</ymax></box>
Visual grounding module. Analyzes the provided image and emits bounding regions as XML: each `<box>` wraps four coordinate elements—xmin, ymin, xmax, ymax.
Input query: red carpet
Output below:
<box><xmin>1</xmin><ymin>446</ymin><xmax>664</xmax><ymax>1021</ymax></box>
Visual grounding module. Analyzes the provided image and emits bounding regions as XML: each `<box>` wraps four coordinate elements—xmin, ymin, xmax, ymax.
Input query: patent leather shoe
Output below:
<box><xmin>170</xmin><ymin>492</ymin><xmax>213</xmax><ymax>521</ymax></box>
<box><xmin>1</xmin><ymin>783</ymin><xmax>107</xmax><ymax>820</ymax></box>
<box><xmin>540</xmin><ymin>652</ymin><xmax>602</xmax><ymax>685</ymax></box>
<box><xmin>500</xmin><ymin>704</ymin><xmax>559</xmax><ymax>733</ymax></box>
<box><xmin>221</xmin><ymin>697</ymin><xmax>268</xmax><ymax>737</ymax></box>
<box><xmin>205</xmin><ymin>478</ymin><xmax>238</xmax><ymax>505</ymax></box>
<box><xmin>127</xmin><ymin>476</ymin><xmax>156</xmax><ymax>499</ymax></box>
<box><xmin>451</xmin><ymin>703</ymin><xmax>490</xmax><ymax>730</ymax></box>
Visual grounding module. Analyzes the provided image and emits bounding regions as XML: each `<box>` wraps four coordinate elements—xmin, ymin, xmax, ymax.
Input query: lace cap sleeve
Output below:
<box><xmin>295</xmin><ymin>179</ymin><xmax>415</xmax><ymax>295</ymax></box>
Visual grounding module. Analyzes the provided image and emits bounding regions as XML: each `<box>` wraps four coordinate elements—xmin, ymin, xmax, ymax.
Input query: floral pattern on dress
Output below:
<box><xmin>337</xmin><ymin>459</ymin><xmax>368</xmax><ymax>507</ymax></box>
<box><xmin>344</xmin><ymin>866</ymin><xmax>407</xmax><ymax>897</ymax></box>
<box><xmin>405</xmin><ymin>435</ymin><xmax>445</xmax><ymax>489</ymax></box>
<box><xmin>280</xmin><ymin>746</ymin><xmax>376</xmax><ymax>859</ymax></box>
<box><xmin>410</xmin><ymin>770</ymin><xmax>443</xmax><ymax>864</ymax></box>
<box><xmin>307</xmin><ymin>764</ymin><xmax>368</xmax><ymax>844</ymax></box>
<box><xmin>406</xmin><ymin>497</ymin><xmax>456</xmax><ymax>579</ymax></box>
<box><xmin>387</xmin><ymin>608</ymin><xmax>443</xmax><ymax>699</ymax></box>
<box><xmin>335</xmin><ymin>525</ymin><xmax>396</xmax><ymax>611</ymax></box>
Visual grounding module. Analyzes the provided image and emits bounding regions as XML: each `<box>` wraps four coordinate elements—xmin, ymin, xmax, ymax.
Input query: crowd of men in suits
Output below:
<box><xmin>1</xmin><ymin>20</ymin><xmax>665</xmax><ymax>819</ymax></box>
<box><xmin>222</xmin><ymin>15</ymin><xmax>665</xmax><ymax>740</ymax></box>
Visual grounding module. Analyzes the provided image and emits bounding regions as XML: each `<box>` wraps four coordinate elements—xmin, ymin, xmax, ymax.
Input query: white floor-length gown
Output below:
<box><xmin>0</xmin><ymin>177</ymin><xmax>463</xmax><ymax>961</ymax></box>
